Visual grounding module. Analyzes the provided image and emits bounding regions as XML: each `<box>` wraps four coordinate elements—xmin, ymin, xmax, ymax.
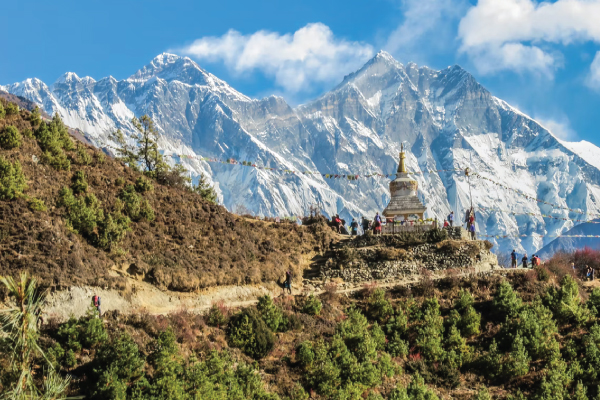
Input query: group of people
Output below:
<box><xmin>572</xmin><ymin>263</ymin><xmax>595</xmax><ymax>281</ymax></box>
<box><xmin>442</xmin><ymin>209</ymin><xmax>477</xmax><ymax>240</ymax></box>
<box><xmin>510</xmin><ymin>250</ymin><xmax>542</xmax><ymax>268</ymax></box>
<box><xmin>331</xmin><ymin>213</ymin><xmax>384</xmax><ymax>236</ymax></box>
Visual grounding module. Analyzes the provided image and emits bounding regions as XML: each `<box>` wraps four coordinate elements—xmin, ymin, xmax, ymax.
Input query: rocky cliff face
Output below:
<box><xmin>4</xmin><ymin>51</ymin><xmax>600</xmax><ymax>255</ymax></box>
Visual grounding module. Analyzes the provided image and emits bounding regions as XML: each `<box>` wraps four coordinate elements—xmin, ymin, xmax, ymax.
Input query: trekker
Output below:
<box><xmin>464</xmin><ymin>209</ymin><xmax>470</xmax><ymax>228</ymax></box>
<box><xmin>586</xmin><ymin>265</ymin><xmax>594</xmax><ymax>281</ymax></box>
<box><xmin>284</xmin><ymin>270</ymin><xmax>292</xmax><ymax>294</ymax></box>
<box><xmin>373</xmin><ymin>212</ymin><xmax>382</xmax><ymax>235</ymax></box>
<box><xmin>447</xmin><ymin>211</ymin><xmax>454</xmax><ymax>227</ymax></box>
<box><xmin>511</xmin><ymin>250</ymin><xmax>517</xmax><ymax>269</ymax></box>
<box><xmin>333</xmin><ymin>214</ymin><xmax>343</xmax><ymax>233</ymax></box>
<box><xmin>361</xmin><ymin>217</ymin><xmax>370</xmax><ymax>235</ymax></box>
<box><xmin>443</xmin><ymin>220</ymin><xmax>449</xmax><ymax>228</ymax></box>
<box><xmin>350</xmin><ymin>218</ymin><xmax>359</xmax><ymax>236</ymax></box>
<box><xmin>522</xmin><ymin>254</ymin><xmax>529</xmax><ymax>269</ymax></box>
<box><xmin>92</xmin><ymin>294</ymin><xmax>101</xmax><ymax>317</ymax></box>
<box><xmin>469</xmin><ymin>223</ymin><xmax>476</xmax><ymax>240</ymax></box>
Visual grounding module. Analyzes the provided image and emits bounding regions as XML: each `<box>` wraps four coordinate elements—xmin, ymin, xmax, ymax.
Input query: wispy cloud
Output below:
<box><xmin>458</xmin><ymin>0</ymin><xmax>600</xmax><ymax>77</ymax></box>
<box><xmin>536</xmin><ymin>115</ymin><xmax>578</xmax><ymax>141</ymax></box>
<box><xmin>587</xmin><ymin>51</ymin><xmax>600</xmax><ymax>91</ymax></box>
<box><xmin>384</xmin><ymin>0</ymin><xmax>468</xmax><ymax>62</ymax></box>
<box><xmin>177</xmin><ymin>23</ymin><xmax>373</xmax><ymax>95</ymax></box>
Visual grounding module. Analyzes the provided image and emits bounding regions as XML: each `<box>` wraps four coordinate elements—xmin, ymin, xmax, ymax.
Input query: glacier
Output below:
<box><xmin>3</xmin><ymin>50</ymin><xmax>600</xmax><ymax>256</ymax></box>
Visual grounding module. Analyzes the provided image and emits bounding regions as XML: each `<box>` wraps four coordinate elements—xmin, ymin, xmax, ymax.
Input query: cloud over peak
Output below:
<box><xmin>178</xmin><ymin>23</ymin><xmax>374</xmax><ymax>94</ymax></box>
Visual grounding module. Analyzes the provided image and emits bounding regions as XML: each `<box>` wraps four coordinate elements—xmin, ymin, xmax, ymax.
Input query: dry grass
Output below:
<box><xmin>0</xmin><ymin>99</ymin><xmax>337</xmax><ymax>293</ymax></box>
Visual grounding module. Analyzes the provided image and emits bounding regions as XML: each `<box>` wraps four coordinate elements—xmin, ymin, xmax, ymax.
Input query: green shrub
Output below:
<box><xmin>302</xmin><ymin>294</ymin><xmax>322</xmax><ymax>316</ymax></box>
<box><xmin>387</xmin><ymin>331</ymin><xmax>409</xmax><ymax>358</ymax></box>
<box><xmin>96</xmin><ymin>211</ymin><xmax>130</xmax><ymax>251</ymax></box>
<box><xmin>22</xmin><ymin>128</ymin><xmax>34</xmax><ymax>139</ymax></box>
<box><xmin>504</xmin><ymin>333</ymin><xmax>530</xmax><ymax>378</ymax></box>
<box><xmin>444</xmin><ymin>325</ymin><xmax>471</xmax><ymax>369</ymax></box>
<box><xmin>493</xmin><ymin>281</ymin><xmax>522</xmax><ymax>319</ymax></box>
<box><xmin>135</xmin><ymin>176</ymin><xmax>154</xmax><ymax>193</ymax></box>
<box><xmin>366</xmin><ymin>288</ymin><xmax>394</xmax><ymax>322</ymax></box>
<box><xmin>455</xmin><ymin>289</ymin><xmax>474</xmax><ymax>312</ymax></box>
<box><xmin>459</xmin><ymin>305</ymin><xmax>481</xmax><ymax>337</ymax></box>
<box><xmin>59</xmin><ymin>188</ymin><xmax>103</xmax><ymax>237</ymax></box>
<box><xmin>115</xmin><ymin>177</ymin><xmax>125</xmax><ymax>186</ymax></box>
<box><xmin>406</xmin><ymin>373</ymin><xmax>440</xmax><ymax>400</ymax></box>
<box><xmin>297</xmin><ymin>341</ymin><xmax>315</xmax><ymax>368</ymax></box>
<box><xmin>95</xmin><ymin>151</ymin><xmax>106</xmax><ymax>165</ymax></box>
<box><xmin>0</xmin><ymin>125</ymin><xmax>21</xmax><ymax>149</ymax></box>
<box><xmin>5</xmin><ymin>102</ymin><xmax>19</xmax><ymax>116</ymax></box>
<box><xmin>582</xmin><ymin>324</ymin><xmax>600</xmax><ymax>381</ymax></box>
<box><xmin>0</xmin><ymin>157</ymin><xmax>27</xmax><ymax>200</ymax></box>
<box><xmin>0</xmin><ymin>102</ymin><xmax>5</xmax><ymax>119</ymax></box>
<box><xmin>416</xmin><ymin>298</ymin><xmax>445</xmax><ymax>363</ymax></box>
<box><xmin>27</xmin><ymin>197</ymin><xmax>46</xmax><ymax>212</ymax></box>
<box><xmin>55</xmin><ymin>308</ymin><xmax>108</xmax><ymax>353</ymax></box>
<box><xmin>92</xmin><ymin>334</ymin><xmax>145</xmax><ymax>398</ymax></box>
<box><xmin>587</xmin><ymin>288</ymin><xmax>600</xmax><ymax>316</ymax></box>
<box><xmin>42</xmin><ymin>150</ymin><xmax>71</xmax><ymax>171</ymax></box>
<box><xmin>228</xmin><ymin>308</ymin><xmax>275</xmax><ymax>359</ymax></box>
<box><xmin>64</xmin><ymin>349</ymin><xmax>77</xmax><ymax>369</ymax></box>
<box><xmin>71</xmin><ymin>170</ymin><xmax>88</xmax><ymax>194</ymax></box>
<box><xmin>35</xmin><ymin>116</ymin><xmax>73</xmax><ymax>170</ymax></box>
<box><xmin>120</xmin><ymin>184</ymin><xmax>154</xmax><ymax>222</ymax></box>
<box><xmin>536</xmin><ymin>358</ymin><xmax>572</xmax><ymax>400</ymax></box>
<box><xmin>76</xmin><ymin>144</ymin><xmax>92</xmax><ymax>165</ymax></box>
<box><xmin>504</xmin><ymin>300</ymin><xmax>558</xmax><ymax>361</ymax></box>
<box><xmin>206</xmin><ymin>303</ymin><xmax>228</xmax><ymax>327</ymax></box>
<box><xmin>29</xmin><ymin>106</ymin><xmax>41</xmax><ymax>127</ymax></box>
<box><xmin>139</xmin><ymin>199</ymin><xmax>155</xmax><ymax>221</ymax></box>
<box><xmin>256</xmin><ymin>295</ymin><xmax>284</xmax><ymax>331</ymax></box>
<box><xmin>473</xmin><ymin>387</ymin><xmax>492</xmax><ymax>400</ymax></box>
<box><xmin>546</xmin><ymin>274</ymin><xmax>590</xmax><ymax>325</ymax></box>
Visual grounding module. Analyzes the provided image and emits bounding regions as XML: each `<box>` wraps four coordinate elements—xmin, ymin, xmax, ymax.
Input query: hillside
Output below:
<box><xmin>3</xmin><ymin>253</ymin><xmax>600</xmax><ymax>399</ymax></box>
<box><xmin>4</xmin><ymin>52</ymin><xmax>600</xmax><ymax>256</ymax></box>
<box><xmin>0</xmin><ymin>98</ymin><xmax>335</xmax><ymax>292</ymax></box>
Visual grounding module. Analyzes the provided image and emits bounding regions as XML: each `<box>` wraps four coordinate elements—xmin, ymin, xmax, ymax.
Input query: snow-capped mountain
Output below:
<box><xmin>537</xmin><ymin>219</ymin><xmax>600</xmax><ymax>259</ymax></box>
<box><xmin>4</xmin><ymin>51</ymin><xmax>600</xmax><ymax>255</ymax></box>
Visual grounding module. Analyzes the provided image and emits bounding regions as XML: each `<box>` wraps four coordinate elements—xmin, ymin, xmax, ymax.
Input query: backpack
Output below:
<box><xmin>93</xmin><ymin>295</ymin><xmax>101</xmax><ymax>307</ymax></box>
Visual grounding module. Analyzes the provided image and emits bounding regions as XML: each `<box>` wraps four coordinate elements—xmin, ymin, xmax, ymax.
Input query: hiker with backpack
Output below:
<box><xmin>284</xmin><ymin>271</ymin><xmax>292</xmax><ymax>294</ymax></box>
<box><xmin>92</xmin><ymin>294</ymin><xmax>102</xmax><ymax>317</ymax></box>
<box><xmin>350</xmin><ymin>218</ymin><xmax>359</xmax><ymax>236</ymax></box>
<box><xmin>361</xmin><ymin>217</ymin><xmax>370</xmax><ymax>235</ymax></box>
<box><xmin>511</xmin><ymin>250</ymin><xmax>517</xmax><ymax>269</ymax></box>
<box><xmin>373</xmin><ymin>212</ymin><xmax>382</xmax><ymax>235</ymax></box>
<box><xmin>447</xmin><ymin>211</ymin><xmax>454</xmax><ymax>227</ymax></box>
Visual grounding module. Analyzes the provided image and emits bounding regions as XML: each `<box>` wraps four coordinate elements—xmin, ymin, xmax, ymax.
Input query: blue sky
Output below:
<box><xmin>1</xmin><ymin>0</ymin><xmax>599</xmax><ymax>143</ymax></box>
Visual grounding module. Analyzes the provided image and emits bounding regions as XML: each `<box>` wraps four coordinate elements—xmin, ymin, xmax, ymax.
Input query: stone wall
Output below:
<box><xmin>317</xmin><ymin>239</ymin><xmax>498</xmax><ymax>285</ymax></box>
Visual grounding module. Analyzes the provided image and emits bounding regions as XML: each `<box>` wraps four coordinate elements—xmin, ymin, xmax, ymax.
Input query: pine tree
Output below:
<box><xmin>0</xmin><ymin>125</ymin><xmax>22</xmax><ymax>149</ymax></box>
<box><xmin>131</xmin><ymin>115</ymin><xmax>167</xmax><ymax>176</ymax></box>
<box><xmin>109</xmin><ymin>128</ymin><xmax>139</xmax><ymax>170</ymax></box>
<box><xmin>0</xmin><ymin>156</ymin><xmax>27</xmax><ymax>200</ymax></box>
<box><xmin>193</xmin><ymin>173</ymin><xmax>218</xmax><ymax>204</ymax></box>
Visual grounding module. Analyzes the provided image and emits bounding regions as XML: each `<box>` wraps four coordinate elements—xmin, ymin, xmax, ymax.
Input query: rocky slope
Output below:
<box><xmin>4</xmin><ymin>52</ymin><xmax>600</xmax><ymax>255</ymax></box>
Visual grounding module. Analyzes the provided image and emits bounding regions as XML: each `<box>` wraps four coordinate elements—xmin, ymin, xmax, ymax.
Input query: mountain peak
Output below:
<box><xmin>54</xmin><ymin>72</ymin><xmax>81</xmax><ymax>85</ymax></box>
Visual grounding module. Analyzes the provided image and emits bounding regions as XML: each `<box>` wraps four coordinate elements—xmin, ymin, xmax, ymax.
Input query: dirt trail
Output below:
<box><xmin>39</xmin><ymin>266</ymin><xmax>525</xmax><ymax>322</ymax></box>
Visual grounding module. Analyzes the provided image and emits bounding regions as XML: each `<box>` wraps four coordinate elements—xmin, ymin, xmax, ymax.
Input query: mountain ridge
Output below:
<box><xmin>3</xmin><ymin>51</ymin><xmax>600</xmax><ymax>256</ymax></box>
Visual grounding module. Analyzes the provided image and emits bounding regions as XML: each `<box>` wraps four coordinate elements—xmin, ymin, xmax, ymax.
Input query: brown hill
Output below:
<box><xmin>0</xmin><ymin>98</ymin><xmax>335</xmax><ymax>292</ymax></box>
